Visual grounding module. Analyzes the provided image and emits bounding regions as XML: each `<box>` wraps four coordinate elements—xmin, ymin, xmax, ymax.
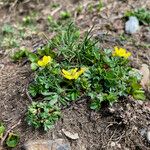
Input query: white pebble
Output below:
<box><xmin>125</xmin><ymin>16</ymin><xmax>140</xmax><ymax>34</ymax></box>
<box><xmin>146</xmin><ymin>131</ymin><xmax>150</xmax><ymax>143</ymax></box>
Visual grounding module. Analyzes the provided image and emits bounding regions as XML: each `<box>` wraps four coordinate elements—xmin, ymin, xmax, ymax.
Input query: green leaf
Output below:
<box><xmin>31</xmin><ymin>63</ymin><xmax>38</xmax><ymax>71</ymax></box>
<box><xmin>89</xmin><ymin>93</ymin><xmax>103</xmax><ymax>110</ymax></box>
<box><xmin>49</xmin><ymin>98</ymin><xmax>58</xmax><ymax>105</ymax></box>
<box><xmin>105</xmin><ymin>92</ymin><xmax>118</xmax><ymax>104</ymax></box>
<box><xmin>43</xmin><ymin>94</ymin><xmax>59</xmax><ymax>105</ymax></box>
<box><xmin>67</xmin><ymin>91</ymin><xmax>79</xmax><ymax>101</ymax></box>
<box><xmin>28</xmin><ymin>53</ymin><xmax>38</xmax><ymax>62</ymax></box>
<box><xmin>6</xmin><ymin>133</ymin><xmax>19</xmax><ymax>148</ymax></box>
<box><xmin>133</xmin><ymin>93</ymin><xmax>146</xmax><ymax>100</ymax></box>
<box><xmin>60</xmin><ymin>11</ymin><xmax>71</xmax><ymax>19</ymax></box>
<box><xmin>2</xmin><ymin>24</ymin><xmax>14</xmax><ymax>35</ymax></box>
<box><xmin>28</xmin><ymin>85</ymin><xmax>37</xmax><ymax>97</ymax></box>
<box><xmin>11</xmin><ymin>49</ymin><xmax>27</xmax><ymax>61</ymax></box>
<box><xmin>23</xmin><ymin>16</ymin><xmax>32</xmax><ymax>25</ymax></box>
<box><xmin>90</xmin><ymin>101</ymin><xmax>101</xmax><ymax>110</ymax></box>
<box><xmin>47</xmin><ymin>15</ymin><xmax>53</xmax><ymax>22</ymax></box>
<box><xmin>41</xmin><ymin>92</ymin><xmax>56</xmax><ymax>96</ymax></box>
<box><xmin>0</xmin><ymin>123</ymin><xmax>5</xmax><ymax>139</ymax></box>
<box><xmin>131</xmin><ymin>82</ymin><xmax>141</xmax><ymax>90</ymax></box>
<box><xmin>133</xmin><ymin>90</ymin><xmax>146</xmax><ymax>100</ymax></box>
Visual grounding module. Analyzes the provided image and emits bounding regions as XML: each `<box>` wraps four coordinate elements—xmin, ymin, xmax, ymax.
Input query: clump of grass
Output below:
<box><xmin>51</xmin><ymin>3</ymin><xmax>60</xmax><ymax>8</ymax></box>
<box><xmin>1</xmin><ymin>24</ymin><xmax>20</xmax><ymax>48</ymax></box>
<box><xmin>1</xmin><ymin>11</ymin><xmax>39</xmax><ymax>49</ymax></box>
<box><xmin>60</xmin><ymin>11</ymin><xmax>72</xmax><ymax>20</ymax></box>
<box><xmin>87</xmin><ymin>3</ymin><xmax>94</xmax><ymax>13</ymax></box>
<box><xmin>76</xmin><ymin>4</ymin><xmax>83</xmax><ymax>15</ymax></box>
<box><xmin>22</xmin><ymin>12</ymin><xmax>38</xmax><ymax>26</ymax></box>
<box><xmin>125</xmin><ymin>8</ymin><xmax>150</xmax><ymax>25</ymax></box>
<box><xmin>1</xmin><ymin>37</ymin><xmax>19</xmax><ymax>48</ymax></box>
<box><xmin>22</xmin><ymin>16</ymin><xmax>33</xmax><ymax>25</ymax></box>
<box><xmin>96</xmin><ymin>0</ymin><xmax>103</xmax><ymax>12</ymax></box>
<box><xmin>2</xmin><ymin>24</ymin><xmax>14</xmax><ymax>35</ymax></box>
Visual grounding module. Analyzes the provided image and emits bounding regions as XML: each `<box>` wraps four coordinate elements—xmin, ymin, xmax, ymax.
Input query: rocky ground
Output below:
<box><xmin>0</xmin><ymin>0</ymin><xmax>150</xmax><ymax>150</ymax></box>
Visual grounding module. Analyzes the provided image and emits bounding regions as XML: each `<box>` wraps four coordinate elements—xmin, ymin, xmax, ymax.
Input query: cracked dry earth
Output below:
<box><xmin>0</xmin><ymin>0</ymin><xmax>150</xmax><ymax>150</ymax></box>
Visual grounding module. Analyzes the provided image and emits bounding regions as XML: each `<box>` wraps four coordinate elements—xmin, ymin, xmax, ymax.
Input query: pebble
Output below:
<box><xmin>62</xmin><ymin>129</ymin><xmax>79</xmax><ymax>140</ymax></box>
<box><xmin>147</xmin><ymin>131</ymin><xmax>150</xmax><ymax>143</ymax></box>
<box><xmin>110</xmin><ymin>142</ymin><xmax>116</xmax><ymax>147</ymax></box>
<box><xmin>140</xmin><ymin>128</ymin><xmax>147</xmax><ymax>137</ymax></box>
<box><xmin>137</xmin><ymin>100</ymin><xmax>144</xmax><ymax>106</ymax></box>
<box><xmin>125</xmin><ymin>16</ymin><xmax>140</xmax><ymax>34</ymax></box>
<box><xmin>23</xmin><ymin>139</ymin><xmax>71</xmax><ymax>150</ymax></box>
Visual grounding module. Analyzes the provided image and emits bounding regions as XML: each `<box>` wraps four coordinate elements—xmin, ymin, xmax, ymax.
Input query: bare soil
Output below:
<box><xmin>0</xmin><ymin>0</ymin><xmax>150</xmax><ymax>150</ymax></box>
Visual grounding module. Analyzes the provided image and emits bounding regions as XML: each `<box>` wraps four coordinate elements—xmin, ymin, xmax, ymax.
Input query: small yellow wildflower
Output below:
<box><xmin>112</xmin><ymin>46</ymin><xmax>131</xmax><ymax>59</ymax></box>
<box><xmin>61</xmin><ymin>68</ymin><xmax>86</xmax><ymax>80</ymax></box>
<box><xmin>37</xmin><ymin>56</ymin><xmax>52</xmax><ymax>67</ymax></box>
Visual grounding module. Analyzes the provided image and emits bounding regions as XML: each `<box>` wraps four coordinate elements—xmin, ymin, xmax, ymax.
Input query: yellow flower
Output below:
<box><xmin>37</xmin><ymin>56</ymin><xmax>52</xmax><ymax>67</ymax></box>
<box><xmin>112</xmin><ymin>46</ymin><xmax>131</xmax><ymax>59</ymax></box>
<box><xmin>61</xmin><ymin>68</ymin><xmax>87</xmax><ymax>80</ymax></box>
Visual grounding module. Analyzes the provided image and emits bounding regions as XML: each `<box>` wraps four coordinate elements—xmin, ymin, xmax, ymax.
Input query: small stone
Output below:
<box><xmin>117</xmin><ymin>143</ymin><xmax>121</xmax><ymax>149</ymax></box>
<box><xmin>110</xmin><ymin>141</ymin><xmax>116</xmax><ymax>147</ymax></box>
<box><xmin>23</xmin><ymin>139</ymin><xmax>71</xmax><ymax>150</ymax></box>
<box><xmin>147</xmin><ymin>131</ymin><xmax>150</xmax><ymax>143</ymax></box>
<box><xmin>137</xmin><ymin>100</ymin><xmax>144</xmax><ymax>106</ymax></box>
<box><xmin>140</xmin><ymin>128</ymin><xmax>147</xmax><ymax>137</ymax></box>
<box><xmin>108</xmin><ymin>107</ymin><xmax>115</xmax><ymax>113</ymax></box>
<box><xmin>62</xmin><ymin>129</ymin><xmax>79</xmax><ymax>140</ymax></box>
<box><xmin>125</xmin><ymin>16</ymin><xmax>140</xmax><ymax>34</ymax></box>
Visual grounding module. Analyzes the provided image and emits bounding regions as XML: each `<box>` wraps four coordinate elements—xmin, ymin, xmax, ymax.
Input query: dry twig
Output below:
<box><xmin>26</xmin><ymin>86</ymin><xmax>33</xmax><ymax>102</ymax></box>
<box><xmin>9</xmin><ymin>0</ymin><xmax>18</xmax><ymax>11</ymax></box>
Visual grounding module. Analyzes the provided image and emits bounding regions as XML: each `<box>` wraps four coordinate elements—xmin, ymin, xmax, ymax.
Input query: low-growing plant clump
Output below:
<box><xmin>26</xmin><ymin>102</ymin><xmax>61</xmax><ymax>131</ymax></box>
<box><xmin>12</xmin><ymin>23</ymin><xmax>145</xmax><ymax>131</ymax></box>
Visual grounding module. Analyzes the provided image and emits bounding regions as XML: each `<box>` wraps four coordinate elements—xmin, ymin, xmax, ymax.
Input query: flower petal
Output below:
<box><xmin>62</xmin><ymin>69</ymin><xmax>71</xmax><ymax>76</ymax></box>
<box><xmin>112</xmin><ymin>47</ymin><xmax>131</xmax><ymax>59</ymax></box>
<box><xmin>43</xmin><ymin>56</ymin><xmax>52</xmax><ymax>64</ymax></box>
<box><xmin>37</xmin><ymin>60</ymin><xmax>45</xmax><ymax>67</ymax></box>
<box><xmin>71</xmin><ymin>68</ymin><xmax>78</xmax><ymax>75</ymax></box>
<box><xmin>61</xmin><ymin>67</ymin><xmax>86</xmax><ymax>80</ymax></box>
